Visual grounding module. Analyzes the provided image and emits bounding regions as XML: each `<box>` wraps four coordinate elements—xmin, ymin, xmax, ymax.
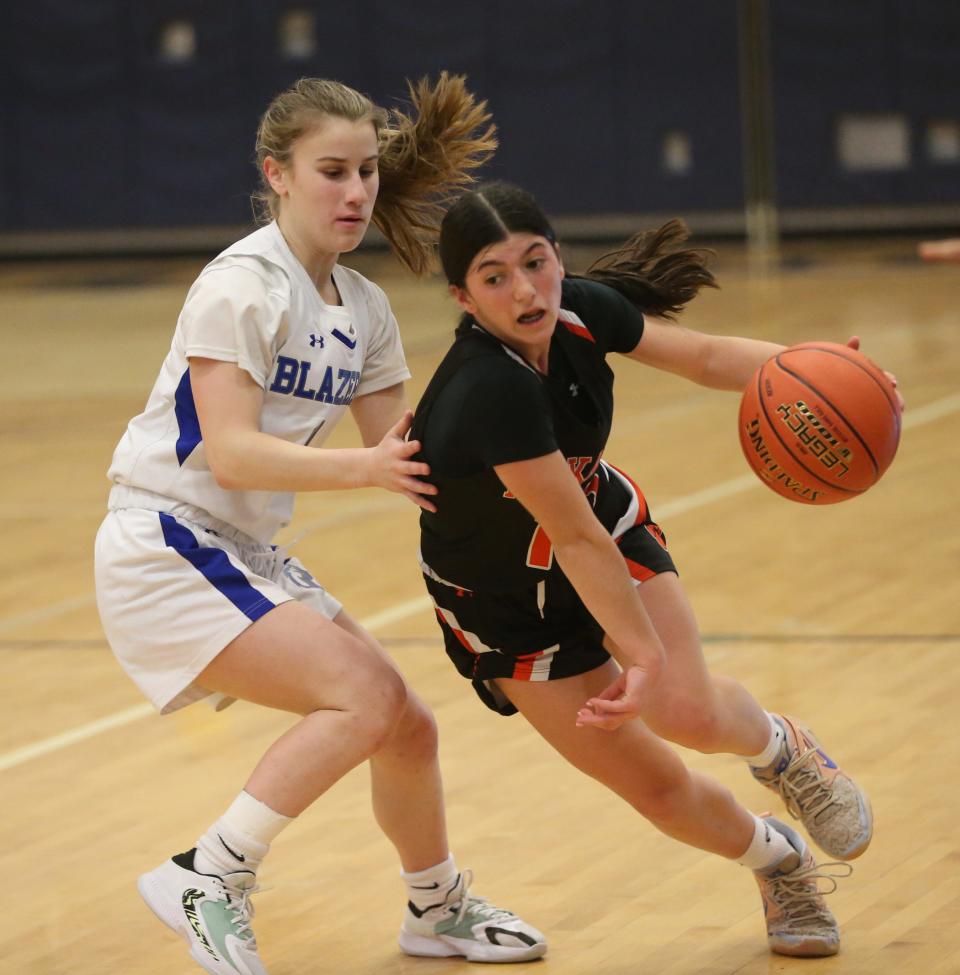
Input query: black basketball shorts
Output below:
<box><xmin>421</xmin><ymin>462</ymin><xmax>677</xmax><ymax>715</ymax></box>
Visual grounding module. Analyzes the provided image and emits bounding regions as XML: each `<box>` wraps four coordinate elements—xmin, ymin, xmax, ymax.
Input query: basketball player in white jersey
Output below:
<box><xmin>94</xmin><ymin>77</ymin><xmax>545</xmax><ymax>975</ymax></box>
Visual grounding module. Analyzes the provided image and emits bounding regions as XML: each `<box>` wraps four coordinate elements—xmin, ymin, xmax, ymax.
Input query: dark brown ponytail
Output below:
<box><xmin>581</xmin><ymin>219</ymin><xmax>717</xmax><ymax>319</ymax></box>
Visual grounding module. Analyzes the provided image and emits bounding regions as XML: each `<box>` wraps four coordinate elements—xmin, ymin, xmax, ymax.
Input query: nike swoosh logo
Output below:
<box><xmin>485</xmin><ymin>927</ymin><xmax>538</xmax><ymax>947</ymax></box>
<box><xmin>410</xmin><ymin>881</ymin><xmax>441</xmax><ymax>890</ymax></box>
<box><xmin>407</xmin><ymin>897</ymin><xmax>448</xmax><ymax>918</ymax></box>
<box><xmin>218</xmin><ymin>834</ymin><xmax>246</xmax><ymax>862</ymax></box>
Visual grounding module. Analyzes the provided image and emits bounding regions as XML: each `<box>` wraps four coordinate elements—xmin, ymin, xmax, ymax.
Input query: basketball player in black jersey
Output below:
<box><xmin>412</xmin><ymin>182</ymin><xmax>900</xmax><ymax>958</ymax></box>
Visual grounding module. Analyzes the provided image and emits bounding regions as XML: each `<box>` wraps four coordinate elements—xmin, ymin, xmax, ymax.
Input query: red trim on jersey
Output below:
<box><xmin>511</xmin><ymin>650</ymin><xmax>543</xmax><ymax>681</ymax></box>
<box><xmin>623</xmin><ymin>556</ymin><xmax>657</xmax><ymax>583</ymax></box>
<box><xmin>645</xmin><ymin>523</ymin><xmax>667</xmax><ymax>549</ymax></box>
<box><xmin>558</xmin><ymin>312</ymin><xmax>596</xmax><ymax>343</ymax></box>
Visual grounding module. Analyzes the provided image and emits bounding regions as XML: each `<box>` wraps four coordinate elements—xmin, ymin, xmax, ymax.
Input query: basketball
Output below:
<box><xmin>738</xmin><ymin>342</ymin><xmax>902</xmax><ymax>504</ymax></box>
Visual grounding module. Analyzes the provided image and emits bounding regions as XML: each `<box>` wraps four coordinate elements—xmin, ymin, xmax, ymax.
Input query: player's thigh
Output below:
<box><xmin>198</xmin><ymin>600</ymin><xmax>407</xmax><ymax>716</ymax></box>
<box><xmin>494</xmin><ymin>661</ymin><xmax>687</xmax><ymax>798</ymax></box>
<box><xmin>605</xmin><ymin>572</ymin><xmax>714</xmax><ymax>705</ymax></box>
<box><xmin>332</xmin><ymin>609</ymin><xmax>404</xmax><ymax>676</ymax></box>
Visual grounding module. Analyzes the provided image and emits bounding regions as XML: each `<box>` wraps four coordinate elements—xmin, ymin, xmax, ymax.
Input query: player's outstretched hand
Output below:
<box><xmin>369</xmin><ymin>411</ymin><xmax>439</xmax><ymax>512</ymax></box>
<box><xmin>845</xmin><ymin>335</ymin><xmax>905</xmax><ymax>412</ymax></box>
<box><xmin>575</xmin><ymin>665</ymin><xmax>652</xmax><ymax>731</ymax></box>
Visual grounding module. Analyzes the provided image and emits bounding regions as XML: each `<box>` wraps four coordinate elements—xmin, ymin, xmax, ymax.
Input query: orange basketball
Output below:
<box><xmin>738</xmin><ymin>342</ymin><xmax>901</xmax><ymax>504</ymax></box>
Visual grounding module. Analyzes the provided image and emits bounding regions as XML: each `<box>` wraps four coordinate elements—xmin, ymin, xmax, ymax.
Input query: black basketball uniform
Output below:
<box><xmin>412</xmin><ymin>277</ymin><xmax>677</xmax><ymax>714</ymax></box>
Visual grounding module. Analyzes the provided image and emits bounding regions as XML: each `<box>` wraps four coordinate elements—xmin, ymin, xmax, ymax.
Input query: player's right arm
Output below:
<box><xmin>494</xmin><ymin>450</ymin><xmax>665</xmax><ymax>729</ymax></box>
<box><xmin>189</xmin><ymin>356</ymin><xmax>434</xmax><ymax>503</ymax></box>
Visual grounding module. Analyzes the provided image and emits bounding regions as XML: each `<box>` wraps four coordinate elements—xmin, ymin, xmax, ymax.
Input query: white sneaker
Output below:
<box><xmin>138</xmin><ymin>849</ymin><xmax>268</xmax><ymax>975</ymax></box>
<box><xmin>399</xmin><ymin>869</ymin><xmax>547</xmax><ymax>963</ymax></box>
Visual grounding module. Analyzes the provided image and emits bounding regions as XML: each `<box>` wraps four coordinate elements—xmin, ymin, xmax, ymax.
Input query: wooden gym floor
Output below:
<box><xmin>1</xmin><ymin>234</ymin><xmax>958</xmax><ymax>974</ymax></box>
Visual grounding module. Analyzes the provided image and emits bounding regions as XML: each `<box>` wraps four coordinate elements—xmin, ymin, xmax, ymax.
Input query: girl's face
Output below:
<box><xmin>451</xmin><ymin>232</ymin><xmax>564</xmax><ymax>366</ymax></box>
<box><xmin>266</xmin><ymin>116</ymin><xmax>379</xmax><ymax>255</ymax></box>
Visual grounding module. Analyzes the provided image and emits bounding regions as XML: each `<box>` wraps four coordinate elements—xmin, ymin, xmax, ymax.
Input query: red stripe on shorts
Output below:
<box><xmin>436</xmin><ymin>608</ymin><xmax>478</xmax><ymax>655</ymax></box>
<box><xmin>608</xmin><ymin>463</ymin><xmax>650</xmax><ymax>525</ymax></box>
<box><xmin>511</xmin><ymin>651</ymin><xmax>543</xmax><ymax>681</ymax></box>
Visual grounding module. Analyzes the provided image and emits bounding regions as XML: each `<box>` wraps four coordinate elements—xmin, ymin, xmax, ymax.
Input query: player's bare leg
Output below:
<box><xmin>495</xmin><ymin>663</ymin><xmax>848</xmax><ymax>956</ymax></box>
<box><xmin>331</xmin><ymin>610</ymin><xmax>546</xmax><ymax>961</ymax></box>
<box><xmin>608</xmin><ymin>572</ymin><xmax>772</xmax><ymax>756</ymax></box>
<box><xmin>138</xmin><ymin>601</ymin><xmax>409</xmax><ymax>975</ymax></box>
<box><xmin>332</xmin><ymin>610</ymin><xmax>450</xmax><ymax>870</ymax></box>
<box><xmin>607</xmin><ymin>572</ymin><xmax>872</xmax><ymax>859</ymax></box>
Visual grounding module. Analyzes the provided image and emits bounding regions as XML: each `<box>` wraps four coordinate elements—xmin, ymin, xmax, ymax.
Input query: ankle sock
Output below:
<box><xmin>194</xmin><ymin>791</ymin><xmax>292</xmax><ymax>876</ymax></box>
<box><xmin>737</xmin><ymin>815</ymin><xmax>797</xmax><ymax>872</ymax></box>
<box><xmin>401</xmin><ymin>854</ymin><xmax>460</xmax><ymax>913</ymax></box>
<box><xmin>743</xmin><ymin>712</ymin><xmax>787</xmax><ymax>768</ymax></box>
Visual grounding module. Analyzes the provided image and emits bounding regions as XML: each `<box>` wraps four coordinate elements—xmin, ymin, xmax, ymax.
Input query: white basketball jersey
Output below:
<box><xmin>107</xmin><ymin>221</ymin><xmax>410</xmax><ymax>543</ymax></box>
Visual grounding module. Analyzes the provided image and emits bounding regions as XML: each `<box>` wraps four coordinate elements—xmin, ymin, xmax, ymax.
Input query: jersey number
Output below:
<box><xmin>526</xmin><ymin>524</ymin><xmax>554</xmax><ymax>570</ymax></box>
<box><xmin>524</xmin><ymin>470</ymin><xmax>599</xmax><ymax>572</ymax></box>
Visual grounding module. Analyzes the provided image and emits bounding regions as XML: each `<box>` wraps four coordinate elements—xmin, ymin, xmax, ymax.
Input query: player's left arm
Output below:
<box><xmin>623</xmin><ymin>316</ymin><xmax>783</xmax><ymax>391</ymax></box>
<box><xmin>349</xmin><ymin>382</ymin><xmax>411</xmax><ymax>446</ymax></box>
<box><xmin>623</xmin><ymin>318</ymin><xmax>904</xmax><ymax>403</ymax></box>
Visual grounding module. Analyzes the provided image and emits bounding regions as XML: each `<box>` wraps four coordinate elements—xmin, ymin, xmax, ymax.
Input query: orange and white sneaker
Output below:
<box><xmin>755</xmin><ymin>818</ymin><xmax>851</xmax><ymax>957</ymax></box>
<box><xmin>751</xmin><ymin>714</ymin><xmax>873</xmax><ymax>860</ymax></box>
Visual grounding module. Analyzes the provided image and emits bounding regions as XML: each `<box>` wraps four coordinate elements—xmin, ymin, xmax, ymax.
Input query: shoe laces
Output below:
<box><xmin>451</xmin><ymin>870</ymin><xmax>518</xmax><ymax>926</ymax></box>
<box><xmin>778</xmin><ymin>744</ymin><xmax>839</xmax><ymax>822</ymax></box>
<box><xmin>220</xmin><ymin>877</ymin><xmax>267</xmax><ymax>945</ymax></box>
<box><xmin>764</xmin><ymin>860</ymin><xmax>852</xmax><ymax>926</ymax></box>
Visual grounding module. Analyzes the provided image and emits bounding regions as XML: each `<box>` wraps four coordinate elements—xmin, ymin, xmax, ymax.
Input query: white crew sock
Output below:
<box><xmin>742</xmin><ymin>712</ymin><xmax>786</xmax><ymax>768</ymax></box>
<box><xmin>736</xmin><ymin>815</ymin><xmax>796</xmax><ymax>872</ymax></box>
<box><xmin>193</xmin><ymin>790</ymin><xmax>293</xmax><ymax>877</ymax></box>
<box><xmin>401</xmin><ymin>854</ymin><xmax>460</xmax><ymax>913</ymax></box>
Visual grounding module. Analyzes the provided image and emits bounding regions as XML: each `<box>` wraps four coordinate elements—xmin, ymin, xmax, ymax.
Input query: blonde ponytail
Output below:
<box><xmin>375</xmin><ymin>73</ymin><xmax>497</xmax><ymax>274</ymax></box>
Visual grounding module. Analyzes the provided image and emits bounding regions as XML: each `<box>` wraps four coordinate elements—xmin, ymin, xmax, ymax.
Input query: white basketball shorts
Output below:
<box><xmin>95</xmin><ymin>503</ymin><xmax>342</xmax><ymax>714</ymax></box>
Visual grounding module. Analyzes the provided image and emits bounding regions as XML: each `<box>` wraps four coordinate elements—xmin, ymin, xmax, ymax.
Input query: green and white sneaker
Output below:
<box><xmin>138</xmin><ymin>849</ymin><xmax>267</xmax><ymax>975</ymax></box>
<box><xmin>399</xmin><ymin>869</ymin><xmax>547</xmax><ymax>963</ymax></box>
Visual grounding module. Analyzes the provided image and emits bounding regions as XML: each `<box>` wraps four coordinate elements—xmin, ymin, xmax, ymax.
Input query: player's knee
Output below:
<box><xmin>350</xmin><ymin>663</ymin><xmax>408</xmax><ymax>750</ymax></box>
<box><xmin>299</xmin><ymin>636</ymin><xmax>407</xmax><ymax>745</ymax></box>
<box><xmin>389</xmin><ymin>693</ymin><xmax>439</xmax><ymax>762</ymax></box>
<box><xmin>673</xmin><ymin>704</ymin><xmax>724</xmax><ymax>752</ymax></box>
<box><xmin>632</xmin><ymin>771</ymin><xmax>691</xmax><ymax>825</ymax></box>
<box><xmin>652</xmin><ymin>695</ymin><xmax>724</xmax><ymax>753</ymax></box>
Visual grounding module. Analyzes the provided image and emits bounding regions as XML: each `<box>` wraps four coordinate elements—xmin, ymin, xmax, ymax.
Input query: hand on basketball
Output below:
<box><xmin>369</xmin><ymin>411</ymin><xmax>439</xmax><ymax>512</ymax></box>
<box><xmin>846</xmin><ymin>335</ymin><xmax>905</xmax><ymax>412</ymax></box>
<box><xmin>576</xmin><ymin>665</ymin><xmax>651</xmax><ymax>731</ymax></box>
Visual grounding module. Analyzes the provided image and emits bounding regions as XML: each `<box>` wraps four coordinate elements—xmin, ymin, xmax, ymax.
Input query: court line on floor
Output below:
<box><xmin>0</xmin><ymin>594</ymin><xmax>99</xmax><ymax>636</ymax></box>
<box><xmin>900</xmin><ymin>390</ymin><xmax>960</xmax><ymax>429</ymax></box>
<box><xmin>3</xmin><ymin>389</ymin><xmax>957</xmax><ymax>773</ymax></box>
<box><xmin>0</xmin><ymin>594</ymin><xmax>433</xmax><ymax>774</ymax></box>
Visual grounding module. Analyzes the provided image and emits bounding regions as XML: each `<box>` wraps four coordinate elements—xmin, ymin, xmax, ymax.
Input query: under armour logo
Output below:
<box><xmin>309</xmin><ymin>334</ymin><xmax>324</xmax><ymax>348</ymax></box>
<box><xmin>569</xmin><ymin>383</ymin><xmax>579</xmax><ymax>397</ymax></box>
